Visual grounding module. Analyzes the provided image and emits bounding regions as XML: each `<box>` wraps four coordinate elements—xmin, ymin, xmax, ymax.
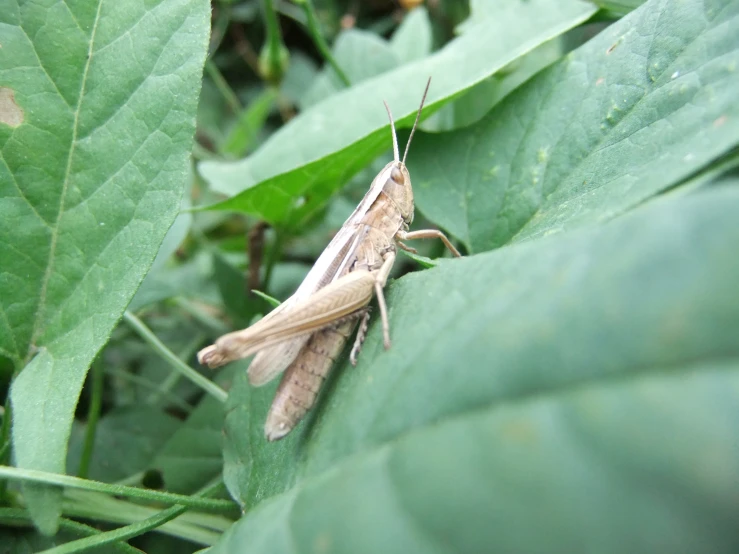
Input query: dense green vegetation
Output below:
<box><xmin>1</xmin><ymin>0</ymin><xmax>738</xmax><ymax>551</ymax></box>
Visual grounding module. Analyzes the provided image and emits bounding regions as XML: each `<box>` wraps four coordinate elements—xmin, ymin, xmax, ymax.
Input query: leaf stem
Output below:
<box><xmin>260</xmin><ymin>0</ymin><xmax>289</xmax><ymax>83</ymax></box>
<box><xmin>209</xmin><ymin>4</ymin><xmax>233</xmax><ymax>58</ymax></box>
<box><xmin>0</xmin><ymin>465</ymin><xmax>235</xmax><ymax>513</ymax></box>
<box><xmin>122</xmin><ymin>311</ymin><xmax>228</xmax><ymax>404</ymax></box>
<box><xmin>62</xmin><ymin>488</ymin><xmax>234</xmax><ymax>534</ymax></box>
<box><xmin>294</xmin><ymin>0</ymin><xmax>350</xmax><ymax>86</ymax></box>
<box><xmin>145</xmin><ymin>331</ymin><xmax>205</xmax><ymax>407</ymax></box>
<box><xmin>205</xmin><ymin>59</ymin><xmax>242</xmax><ymax>114</ymax></box>
<box><xmin>262</xmin><ymin>227</ymin><xmax>285</xmax><ymax>293</ymax></box>
<box><xmin>58</xmin><ymin>488</ymin><xmax>231</xmax><ymax>546</ymax></box>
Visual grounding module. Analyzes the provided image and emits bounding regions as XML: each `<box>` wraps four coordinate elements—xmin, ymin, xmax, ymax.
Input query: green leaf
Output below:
<box><xmin>221</xmin><ymin>362</ymin><xmax>295</xmax><ymax>509</ymax></box>
<box><xmin>150</xmin><ymin>165</ymin><xmax>194</xmax><ymax>273</ymax></box>
<box><xmin>397</xmin><ymin>249</ymin><xmax>436</xmax><ymax>268</ymax></box>
<box><xmin>212</xmin><ymin>252</ymin><xmax>270</xmax><ymax>326</ymax></box>
<box><xmin>129</xmin><ymin>252</ymin><xmax>216</xmax><ymax>313</ymax></box>
<box><xmin>198</xmin><ymin>0</ymin><xmax>597</xmax><ymax>227</ymax></box>
<box><xmin>593</xmin><ymin>0</ymin><xmax>647</xmax><ymax>16</ymax></box>
<box><xmin>411</xmin><ymin>0</ymin><xmax>739</xmax><ymax>252</ymax></box>
<box><xmin>251</xmin><ymin>289</ymin><xmax>281</xmax><ymax>308</ymax></box>
<box><xmin>300</xmin><ymin>28</ymin><xmax>401</xmax><ymax>111</ymax></box>
<box><xmin>280</xmin><ymin>52</ymin><xmax>320</xmax><ymax>108</ymax></box>
<box><xmin>420</xmin><ymin>38</ymin><xmax>563</xmax><ymax>132</ymax></box>
<box><xmin>220</xmin><ymin>88</ymin><xmax>277</xmax><ymax>158</ymax></box>
<box><xmin>266</xmin><ymin>262</ymin><xmax>311</xmax><ymax>302</ymax></box>
<box><xmin>1</xmin><ymin>0</ymin><xmax>210</xmax><ymax>534</ymax></box>
<box><xmin>390</xmin><ymin>7</ymin><xmax>433</xmax><ymax>65</ymax></box>
<box><xmin>214</xmin><ymin>184</ymin><xmax>739</xmax><ymax>553</ymax></box>
<box><xmin>67</xmin><ymin>408</ymin><xmax>180</xmax><ymax>483</ymax></box>
<box><xmin>152</xmin><ymin>366</ymin><xmax>237</xmax><ymax>494</ymax></box>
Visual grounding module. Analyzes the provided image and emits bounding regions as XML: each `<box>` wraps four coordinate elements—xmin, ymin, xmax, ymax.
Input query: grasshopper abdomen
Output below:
<box><xmin>264</xmin><ymin>320</ymin><xmax>357</xmax><ymax>441</ymax></box>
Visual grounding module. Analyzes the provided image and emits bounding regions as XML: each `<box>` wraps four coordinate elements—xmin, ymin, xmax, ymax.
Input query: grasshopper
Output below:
<box><xmin>198</xmin><ymin>78</ymin><xmax>460</xmax><ymax>440</ymax></box>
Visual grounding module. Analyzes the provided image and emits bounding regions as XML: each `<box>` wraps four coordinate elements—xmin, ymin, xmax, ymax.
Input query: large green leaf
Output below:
<box><xmin>198</xmin><ymin>0</ymin><xmax>597</xmax><ymax>227</ymax></box>
<box><xmin>220</xmin><ymin>362</ymin><xmax>285</xmax><ymax>509</ymax></box>
<box><xmin>212</xmin><ymin>184</ymin><xmax>739</xmax><ymax>553</ymax></box>
<box><xmin>419</xmin><ymin>37</ymin><xmax>563</xmax><ymax>134</ymax></box>
<box><xmin>411</xmin><ymin>0</ymin><xmax>739</xmax><ymax>252</ymax></box>
<box><xmin>0</xmin><ymin>0</ymin><xmax>210</xmax><ymax>534</ymax></box>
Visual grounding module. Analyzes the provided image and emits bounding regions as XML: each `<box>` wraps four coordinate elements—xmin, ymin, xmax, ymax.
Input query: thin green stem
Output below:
<box><xmin>175</xmin><ymin>297</ymin><xmax>230</xmax><ymax>335</ymax></box>
<box><xmin>209</xmin><ymin>4</ymin><xmax>233</xmax><ymax>57</ymax></box>
<box><xmin>0</xmin><ymin>398</ymin><xmax>12</xmax><ymax>500</ymax></box>
<box><xmin>0</xmin><ymin>399</ymin><xmax>9</xmax><ymax>461</ymax></box>
<box><xmin>262</xmin><ymin>228</ymin><xmax>285</xmax><ymax>293</ymax></box>
<box><xmin>39</xmin><ymin>481</ymin><xmax>227</xmax><ymax>554</ymax></box>
<box><xmin>60</xmin><ymin>489</ymin><xmax>230</xmax><ymax>546</ymax></box>
<box><xmin>192</xmin><ymin>141</ymin><xmax>217</xmax><ymax>160</ymax></box>
<box><xmin>0</xmin><ymin>439</ymin><xmax>8</xmax><ymax>467</ymax></box>
<box><xmin>64</xmin><ymin>489</ymin><xmax>234</xmax><ymax>533</ymax></box>
<box><xmin>295</xmin><ymin>0</ymin><xmax>350</xmax><ymax>86</ymax></box>
<box><xmin>0</xmin><ymin>465</ymin><xmax>235</xmax><ymax>513</ymax></box>
<box><xmin>205</xmin><ymin>59</ymin><xmax>242</xmax><ymax>114</ymax></box>
<box><xmin>0</xmin><ymin>508</ymin><xmax>141</xmax><ymax>554</ymax></box>
<box><xmin>77</xmin><ymin>358</ymin><xmax>104</xmax><ymax>478</ymax></box>
<box><xmin>260</xmin><ymin>0</ymin><xmax>289</xmax><ymax>82</ymax></box>
<box><xmin>122</xmin><ymin>311</ymin><xmax>228</xmax><ymax>404</ymax></box>
<box><xmin>263</xmin><ymin>0</ymin><xmax>282</xmax><ymax>47</ymax></box>
<box><xmin>145</xmin><ymin>331</ymin><xmax>205</xmax><ymax>407</ymax></box>
<box><xmin>105</xmin><ymin>368</ymin><xmax>193</xmax><ymax>413</ymax></box>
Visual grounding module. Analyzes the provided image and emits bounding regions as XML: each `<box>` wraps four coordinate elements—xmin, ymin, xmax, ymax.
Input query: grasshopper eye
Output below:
<box><xmin>390</xmin><ymin>166</ymin><xmax>405</xmax><ymax>185</ymax></box>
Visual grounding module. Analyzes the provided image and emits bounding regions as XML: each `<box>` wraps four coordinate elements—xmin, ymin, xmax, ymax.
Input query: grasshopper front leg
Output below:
<box><xmin>396</xmin><ymin>229</ymin><xmax>461</xmax><ymax>258</ymax></box>
<box><xmin>370</xmin><ymin>250</ymin><xmax>396</xmax><ymax>350</ymax></box>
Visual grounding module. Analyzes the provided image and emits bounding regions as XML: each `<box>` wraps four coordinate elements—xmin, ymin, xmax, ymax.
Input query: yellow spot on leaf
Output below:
<box><xmin>0</xmin><ymin>87</ymin><xmax>23</xmax><ymax>128</ymax></box>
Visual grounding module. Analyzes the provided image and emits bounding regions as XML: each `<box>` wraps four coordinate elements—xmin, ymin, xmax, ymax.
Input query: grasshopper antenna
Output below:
<box><xmin>402</xmin><ymin>77</ymin><xmax>431</xmax><ymax>165</ymax></box>
<box><xmin>383</xmin><ymin>100</ymin><xmax>400</xmax><ymax>163</ymax></box>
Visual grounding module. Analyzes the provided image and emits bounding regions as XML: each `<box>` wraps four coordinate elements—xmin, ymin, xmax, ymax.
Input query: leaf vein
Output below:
<box><xmin>27</xmin><ymin>0</ymin><xmax>105</xmax><ymax>361</ymax></box>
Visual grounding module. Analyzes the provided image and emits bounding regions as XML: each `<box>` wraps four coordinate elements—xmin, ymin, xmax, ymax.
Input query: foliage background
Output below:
<box><xmin>1</xmin><ymin>0</ymin><xmax>738</xmax><ymax>552</ymax></box>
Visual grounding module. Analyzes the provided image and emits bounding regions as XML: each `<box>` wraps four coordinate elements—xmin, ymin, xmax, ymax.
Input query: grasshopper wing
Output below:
<box><xmin>197</xmin><ymin>269</ymin><xmax>376</xmax><ymax>370</ymax></box>
<box><xmin>247</xmin><ymin>338</ymin><xmax>310</xmax><ymax>386</ymax></box>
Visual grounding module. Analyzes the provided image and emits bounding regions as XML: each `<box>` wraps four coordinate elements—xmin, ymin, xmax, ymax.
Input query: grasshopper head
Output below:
<box><xmin>381</xmin><ymin>78</ymin><xmax>430</xmax><ymax>227</ymax></box>
<box><xmin>385</xmin><ymin>161</ymin><xmax>414</xmax><ymax>225</ymax></box>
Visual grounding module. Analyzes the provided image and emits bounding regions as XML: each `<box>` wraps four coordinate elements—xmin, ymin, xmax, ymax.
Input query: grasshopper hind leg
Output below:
<box><xmin>264</xmin><ymin>310</ymin><xmax>368</xmax><ymax>441</ymax></box>
<box><xmin>350</xmin><ymin>309</ymin><xmax>372</xmax><ymax>366</ymax></box>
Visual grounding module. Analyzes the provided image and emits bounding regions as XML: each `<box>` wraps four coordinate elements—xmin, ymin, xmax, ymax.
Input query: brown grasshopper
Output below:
<box><xmin>198</xmin><ymin>78</ymin><xmax>460</xmax><ymax>440</ymax></box>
